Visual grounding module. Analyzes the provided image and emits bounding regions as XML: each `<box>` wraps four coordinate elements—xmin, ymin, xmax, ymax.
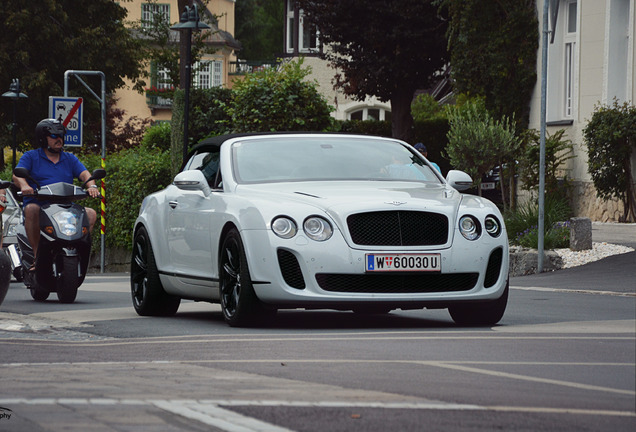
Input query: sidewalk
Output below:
<box><xmin>511</xmin><ymin>222</ymin><xmax>636</xmax><ymax>294</ymax></box>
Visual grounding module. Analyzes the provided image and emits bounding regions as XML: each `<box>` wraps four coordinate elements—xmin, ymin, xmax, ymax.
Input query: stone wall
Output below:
<box><xmin>569</xmin><ymin>181</ymin><xmax>628</xmax><ymax>222</ymax></box>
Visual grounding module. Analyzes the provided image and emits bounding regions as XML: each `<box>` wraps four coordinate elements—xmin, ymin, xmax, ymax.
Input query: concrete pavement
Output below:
<box><xmin>511</xmin><ymin>222</ymin><xmax>636</xmax><ymax>294</ymax></box>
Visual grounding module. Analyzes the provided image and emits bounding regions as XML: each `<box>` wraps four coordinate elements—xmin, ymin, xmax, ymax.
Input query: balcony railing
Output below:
<box><xmin>229</xmin><ymin>60</ymin><xmax>279</xmax><ymax>75</ymax></box>
<box><xmin>146</xmin><ymin>94</ymin><xmax>173</xmax><ymax>108</ymax></box>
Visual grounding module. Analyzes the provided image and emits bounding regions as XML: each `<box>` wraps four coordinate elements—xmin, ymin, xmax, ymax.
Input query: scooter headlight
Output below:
<box><xmin>52</xmin><ymin>210</ymin><xmax>78</xmax><ymax>236</ymax></box>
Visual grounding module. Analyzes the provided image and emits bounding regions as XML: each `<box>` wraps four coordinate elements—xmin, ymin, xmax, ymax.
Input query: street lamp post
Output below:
<box><xmin>170</xmin><ymin>4</ymin><xmax>211</xmax><ymax>165</ymax></box>
<box><xmin>2</xmin><ymin>78</ymin><xmax>28</xmax><ymax>170</ymax></box>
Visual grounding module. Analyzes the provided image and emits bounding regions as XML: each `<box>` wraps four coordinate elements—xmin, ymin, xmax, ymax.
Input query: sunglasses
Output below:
<box><xmin>49</xmin><ymin>134</ymin><xmax>64</xmax><ymax>139</ymax></box>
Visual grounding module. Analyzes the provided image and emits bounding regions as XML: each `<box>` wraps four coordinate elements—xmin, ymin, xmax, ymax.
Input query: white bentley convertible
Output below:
<box><xmin>131</xmin><ymin>133</ymin><xmax>509</xmax><ymax>327</ymax></box>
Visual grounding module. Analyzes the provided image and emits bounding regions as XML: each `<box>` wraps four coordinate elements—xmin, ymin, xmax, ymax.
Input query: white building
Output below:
<box><xmin>529</xmin><ymin>0</ymin><xmax>635</xmax><ymax>221</ymax></box>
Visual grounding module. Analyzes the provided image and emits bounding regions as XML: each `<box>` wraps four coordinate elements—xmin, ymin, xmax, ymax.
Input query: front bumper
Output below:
<box><xmin>241</xmin><ymin>228</ymin><xmax>509</xmax><ymax>309</ymax></box>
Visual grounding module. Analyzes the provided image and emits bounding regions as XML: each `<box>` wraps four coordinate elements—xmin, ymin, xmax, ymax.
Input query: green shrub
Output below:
<box><xmin>227</xmin><ymin>58</ymin><xmax>333</xmax><ymax>133</ymax></box>
<box><xmin>83</xmin><ymin>146</ymin><xmax>171</xmax><ymax>251</ymax></box>
<box><xmin>141</xmin><ymin>122</ymin><xmax>172</xmax><ymax>151</ymax></box>
<box><xmin>505</xmin><ymin>194</ymin><xmax>572</xmax><ymax>249</ymax></box>
<box><xmin>583</xmin><ymin>100</ymin><xmax>636</xmax><ymax>222</ymax></box>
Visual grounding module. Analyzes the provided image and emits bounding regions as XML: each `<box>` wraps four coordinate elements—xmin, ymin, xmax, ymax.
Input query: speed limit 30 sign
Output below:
<box><xmin>49</xmin><ymin>96</ymin><xmax>83</xmax><ymax>147</ymax></box>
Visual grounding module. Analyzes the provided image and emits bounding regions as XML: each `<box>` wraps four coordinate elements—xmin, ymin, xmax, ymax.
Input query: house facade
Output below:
<box><xmin>114</xmin><ymin>0</ymin><xmax>239</xmax><ymax>123</ymax></box>
<box><xmin>283</xmin><ymin>1</ymin><xmax>392</xmax><ymax>122</ymax></box>
<box><xmin>529</xmin><ymin>0</ymin><xmax>635</xmax><ymax>221</ymax></box>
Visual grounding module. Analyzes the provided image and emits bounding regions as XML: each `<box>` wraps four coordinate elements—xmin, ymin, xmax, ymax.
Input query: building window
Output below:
<box><xmin>285</xmin><ymin>1</ymin><xmax>319</xmax><ymax>55</ymax></box>
<box><xmin>563</xmin><ymin>0</ymin><xmax>577</xmax><ymax>118</ymax></box>
<box><xmin>547</xmin><ymin>0</ymin><xmax>578</xmax><ymax>122</ymax></box>
<box><xmin>142</xmin><ymin>3</ymin><xmax>170</xmax><ymax>28</ymax></box>
<box><xmin>286</xmin><ymin>1</ymin><xmax>295</xmax><ymax>53</ymax></box>
<box><xmin>605</xmin><ymin>0</ymin><xmax>631</xmax><ymax>103</ymax></box>
<box><xmin>300</xmin><ymin>15</ymin><xmax>319</xmax><ymax>52</ymax></box>
<box><xmin>194</xmin><ymin>60</ymin><xmax>223</xmax><ymax>88</ymax></box>
<box><xmin>347</xmin><ymin>107</ymin><xmax>391</xmax><ymax>121</ymax></box>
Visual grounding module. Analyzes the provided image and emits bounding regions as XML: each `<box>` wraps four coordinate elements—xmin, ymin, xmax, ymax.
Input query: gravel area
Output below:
<box><xmin>554</xmin><ymin>242</ymin><xmax>634</xmax><ymax>269</ymax></box>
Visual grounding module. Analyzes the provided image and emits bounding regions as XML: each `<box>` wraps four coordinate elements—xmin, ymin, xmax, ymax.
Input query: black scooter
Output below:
<box><xmin>9</xmin><ymin>167</ymin><xmax>106</xmax><ymax>303</ymax></box>
<box><xmin>0</xmin><ymin>180</ymin><xmax>12</xmax><ymax>305</ymax></box>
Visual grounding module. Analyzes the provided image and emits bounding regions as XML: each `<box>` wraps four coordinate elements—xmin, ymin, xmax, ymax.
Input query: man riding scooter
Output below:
<box><xmin>12</xmin><ymin>118</ymin><xmax>100</xmax><ymax>274</ymax></box>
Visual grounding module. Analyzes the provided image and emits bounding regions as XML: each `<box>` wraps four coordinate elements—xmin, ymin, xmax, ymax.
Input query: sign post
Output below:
<box><xmin>48</xmin><ymin>96</ymin><xmax>83</xmax><ymax>147</ymax></box>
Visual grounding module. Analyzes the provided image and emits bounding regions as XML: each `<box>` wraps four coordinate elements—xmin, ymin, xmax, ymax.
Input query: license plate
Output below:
<box><xmin>482</xmin><ymin>182</ymin><xmax>495</xmax><ymax>190</ymax></box>
<box><xmin>366</xmin><ymin>253</ymin><xmax>441</xmax><ymax>272</ymax></box>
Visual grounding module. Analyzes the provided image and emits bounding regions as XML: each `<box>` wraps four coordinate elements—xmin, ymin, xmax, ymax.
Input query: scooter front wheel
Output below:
<box><xmin>57</xmin><ymin>256</ymin><xmax>80</xmax><ymax>304</ymax></box>
<box><xmin>30</xmin><ymin>286</ymin><xmax>50</xmax><ymax>302</ymax></box>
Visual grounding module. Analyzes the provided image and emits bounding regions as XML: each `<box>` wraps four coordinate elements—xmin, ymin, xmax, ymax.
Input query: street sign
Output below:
<box><xmin>49</xmin><ymin>96</ymin><xmax>83</xmax><ymax>146</ymax></box>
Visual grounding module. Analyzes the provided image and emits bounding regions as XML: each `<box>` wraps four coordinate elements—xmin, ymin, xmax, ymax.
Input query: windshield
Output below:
<box><xmin>231</xmin><ymin>137</ymin><xmax>441</xmax><ymax>184</ymax></box>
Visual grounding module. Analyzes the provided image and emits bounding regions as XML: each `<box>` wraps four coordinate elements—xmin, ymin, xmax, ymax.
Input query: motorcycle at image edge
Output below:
<box><xmin>0</xmin><ymin>179</ymin><xmax>12</xmax><ymax>305</ymax></box>
<box><xmin>8</xmin><ymin>167</ymin><xmax>106</xmax><ymax>303</ymax></box>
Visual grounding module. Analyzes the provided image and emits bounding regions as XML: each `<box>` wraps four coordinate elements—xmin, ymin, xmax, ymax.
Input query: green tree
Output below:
<box><xmin>0</xmin><ymin>0</ymin><xmax>146</xmax><ymax>168</ymax></box>
<box><xmin>583</xmin><ymin>101</ymin><xmax>636</xmax><ymax>222</ymax></box>
<box><xmin>518</xmin><ymin>129</ymin><xmax>575</xmax><ymax>196</ymax></box>
<box><xmin>411</xmin><ymin>94</ymin><xmax>447</xmax><ymax>122</ymax></box>
<box><xmin>227</xmin><ymin>58</ymin><xmax>333</xmax><ymax>133</ymax></box>
<box><xmin>446</xmin><ymin>0</ymin><xmax>538</xmax><ymax>129</ymax></box>
<box><xmin>235</xmin><ymin>0</ymin><xmax>284</xmax><ymax>61</ymax></box>
<box><xmin>296</xmin><ymin>0</ymin><xmax>448</xmax><ymax>142</ymax></box>
<box><xmin>445</xmin><ymin>98</ymin><xmax>521</xmax><ymax>200</ymax></box>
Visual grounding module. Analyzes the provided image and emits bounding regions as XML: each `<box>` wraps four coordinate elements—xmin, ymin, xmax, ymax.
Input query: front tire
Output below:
<box><xmin>448</xmin><ymin>280</ymin><xmax>509</xmax><ymax>326</ymax></box>
<box><xmin>56</xmin><ymin>256</ymin><xmax>80</xmax><ymax>304</ymax></box>
<box><xmin>131</xmin><ymin>226</ymin><xmax>180</xmax><ymax>316</ymax></box>
<box><xmin>219</xmin><ymin>228</ymin><xmax>270</xmax><ymax>327</ymax></box>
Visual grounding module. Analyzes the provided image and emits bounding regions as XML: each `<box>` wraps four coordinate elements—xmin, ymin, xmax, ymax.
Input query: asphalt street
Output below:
<box><xmin>0</xmin><ymin>222</ymin><xmax>634</xmax><ymax>432</ymax></box>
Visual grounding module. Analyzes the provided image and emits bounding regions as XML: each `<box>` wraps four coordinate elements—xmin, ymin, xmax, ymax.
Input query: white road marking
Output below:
<box><xmin>0</xmin><ymin>398</ymin><xmax>633</xmax><ymax>420</ymax></box>
<box><xmin>511</xmin><ymin>285</ymin><xmax>636</xmax><ymax>297</ymax></box>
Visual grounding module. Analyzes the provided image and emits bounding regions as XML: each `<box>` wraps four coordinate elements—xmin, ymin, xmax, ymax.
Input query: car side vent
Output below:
<box><xmin>277</xmin><ymin>249</ymin><xmax>306</xmax><ymax>289</ymax></box>
<box><xmin>484</xmin><ymin>247</ymin><xmax>503</xmax><ymax>288</ymax></box>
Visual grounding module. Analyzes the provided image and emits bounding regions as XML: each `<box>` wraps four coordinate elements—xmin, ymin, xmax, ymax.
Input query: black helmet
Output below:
<box><xmin>35</xmin><ymin>118</ymin><xmax>66</xmax><ymax>148</ymax></box>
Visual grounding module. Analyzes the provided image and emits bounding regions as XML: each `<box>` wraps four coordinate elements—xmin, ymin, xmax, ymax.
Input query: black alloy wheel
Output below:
<box><xmin>130</xmin><ymin>226</ymin><xmax>180</xmax><ymax>316</ymax></box>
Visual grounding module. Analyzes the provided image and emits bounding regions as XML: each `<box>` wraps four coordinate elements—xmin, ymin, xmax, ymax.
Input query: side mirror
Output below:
<box><xmin>81</xmin><ymin>168</ymin><xmax>106</xmax><ymax>189</ymax></box>
<box><xmin>173</xmin><ymin>170</ymin><xmax>211</xmax><ymax>197</ymax></box>
<box><xmin>446</xmin><ymin>170</ymin><xmax>473</xmax><ymax>191</ymax></box>
<box><xmin>91</xmin><ymin>169</ymin><xmax>107</xmax><ymax>181</ymax></box>
<box><xmin>13</xmin><ymin>167</ymin><xmax>40</xmax><ymax>188</ymax></box>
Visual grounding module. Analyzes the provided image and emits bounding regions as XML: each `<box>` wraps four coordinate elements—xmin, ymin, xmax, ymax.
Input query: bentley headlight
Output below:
<box><xmin>485</xmin><ymin>215</ymin><xmax>502</xmax><ymax>237</ymax></box>
<box><xmin>459</xmin><ymin>215</ymin><xmax>481</xmax><ymax>241</ymax></box>
<box><xmin>52</xmin><ymin>210</ymin><xmax>78</xmax><ymax>236</ymax></box>
<box><xmin>303</xmin><ymin>216</ymin><xmax>333</xmax><ymax>242</ymax></box>
<box><xmin>271</xmin><ymin>216</ymin><xmax>297</xmax><ymax>239</ymax></box>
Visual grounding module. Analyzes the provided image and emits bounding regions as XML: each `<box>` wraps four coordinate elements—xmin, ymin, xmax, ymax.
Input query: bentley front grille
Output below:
<box><xmin>347</xmin><ymin>211</ymin><xmax>448</xmax><ymax>246</ymax></box>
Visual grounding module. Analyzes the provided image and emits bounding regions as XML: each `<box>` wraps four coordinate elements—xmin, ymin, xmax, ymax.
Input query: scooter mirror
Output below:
<box><xmin>13</xmin><ymin>167</ymin><xmax>40</xmax><ymax>188</ymax></box>
<box><xmin>13</xmin><ymin>167</ymin><xmax>30</xmax><ymax>179</ymax></box>
<box><xmin>91</xmin><ymin>169</ymin><xmax>107</xmax><ymax>180</ymax></box>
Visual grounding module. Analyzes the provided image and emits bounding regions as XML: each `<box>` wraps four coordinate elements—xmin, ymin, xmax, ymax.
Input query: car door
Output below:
<box><xmin>166</xmin><ymin>151</ymin><xmax>220</xmax><ymax>280</ymax></box>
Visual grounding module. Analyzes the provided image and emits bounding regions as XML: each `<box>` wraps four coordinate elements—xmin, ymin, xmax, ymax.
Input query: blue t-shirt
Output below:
<box><xmin>16</xmin><ymin>148</ymin><xmax>87</xmax><ymax>205</ymax></box>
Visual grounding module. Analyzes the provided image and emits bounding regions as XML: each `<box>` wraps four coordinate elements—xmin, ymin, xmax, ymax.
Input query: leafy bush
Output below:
<box><xmin>411</xmin><ymin>93</ymin><xmax>447</xmax><ymax>121</ymax></box>
<box><xmin>141</xmin><ymin>122</ymin><xmax>172</xmax><ymax>151</ymax></box>
<box><xmin>170</xmin><ymin>87</ymin><xmax>234</xmax><ymax>175</ymax></box>
<box><xmin>338</xmin><ymin>120</ymin><xmax>392</xmax><ymax>137</ymax></box>
<box><xmin>227</xmin><ymin>58</ymin><xmax>333</xmax><ymax>132</ymax></box>
<box><xmin>505</xmin><ymin>194</ymin><xmax>572</xmax><ymax>249</ymax></box>
<box><xmin>518</xmin><ymin>129</ymin><xmax>575</xmax><ymax>195</ymax></box>
<box><xmin>445</xmin><ymin>98</ymin><xmax>521</xmax><ymax>194</ymax></box>
<box><xmin>83</xmin><ymin>145</ymin><xmax>171</xmax><ymax>251</ymax></box>
<box><xmin>583</xmin><ymin>100</ymin><xmax>636</xmax><ymax>222</ymax></box>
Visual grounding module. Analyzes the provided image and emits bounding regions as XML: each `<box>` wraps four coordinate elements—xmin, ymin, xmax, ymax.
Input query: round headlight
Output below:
<box><xmin>485</xmin><ymin>215</ymin><xmax>502</xmax><ymax>237</ymax></box>
<box><xmin>52</xmin><ymin>210</ymin><xmax>78</xmax><ymax>236</ymax></box>
<box><xmin>303</xmin><ymin>216</ymin><xmax>333</xmax><ymax>241</ymax></box>
<box><xmin>271</xmin><ymin>217</ymin><xmax>297</xmax><ymax>239</ymax></box>
<box><xmin>459</xmin><ymin>215</ymin><xmax>481</xmax><ymax>241</ymax></box>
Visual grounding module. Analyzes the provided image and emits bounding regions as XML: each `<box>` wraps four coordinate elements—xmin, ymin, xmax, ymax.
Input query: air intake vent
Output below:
<box><xmin>277</xmin><ymin>249</ymin><xmax>305</xmax><ymax>289</ymax></box>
